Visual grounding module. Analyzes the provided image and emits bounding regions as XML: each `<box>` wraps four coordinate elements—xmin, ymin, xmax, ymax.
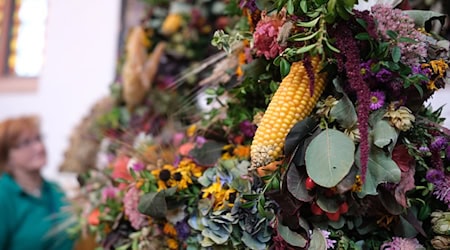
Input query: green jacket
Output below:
<box><xmin>0</xmin><ymin>173</ymin><xmax>74</xmax><ymax>250</ymax></box>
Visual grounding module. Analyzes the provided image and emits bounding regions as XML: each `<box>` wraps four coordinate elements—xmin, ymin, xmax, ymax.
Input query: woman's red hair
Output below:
<box><xmin>0</xmin><ymin>115</ymin><xmax>40</xmax><ymax>172</ymax></box>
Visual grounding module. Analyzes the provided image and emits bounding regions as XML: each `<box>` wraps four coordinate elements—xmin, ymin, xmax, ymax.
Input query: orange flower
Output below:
<box><xmin>179</xmin><ymin>142</ymin><xmax>194</xmax><ymax>156</ymax></box>
<box><xmin>233</xmin><ymin>145</ymin><xmax>250</xmax><ymax>159</ymax></box>
<box><xmin>111</xmin><ymin>155</ymin><xmax>133</xmax><ymax>189</ymax></box>
<box><xmin>88</xmin><ymin>208</ymin><xmax>100</xmax><ymax>226</ymax></box>
<box><xmin>163</xmin><ymin>223</ymin><xmax>177</xmax><ymax>237</ymax></box>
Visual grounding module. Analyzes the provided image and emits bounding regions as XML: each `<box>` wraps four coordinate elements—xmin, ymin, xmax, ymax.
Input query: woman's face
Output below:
<box><xmin>8</xmin><ymin>131</ymin><xmax>47</xmax><ymax>172</ymax></box>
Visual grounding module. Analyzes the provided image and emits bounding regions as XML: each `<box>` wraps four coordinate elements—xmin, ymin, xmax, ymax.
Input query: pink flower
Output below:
<box><xmin>101</xmin><ymin>186</ymin><xmax>118</xmax><ymax>201</ymax></box>
<box><xmin>253</xmin><ymin>12</ymin><xmax>286</xmax><ymax>59</ymax></box>
<box><xmin>370</xmin><ymin>91</ymin><xmax>385</xmax><ymax>110</ymax></box>
<box><xmin>124</xmin><ymin>186</ymin><xmax>147</xmax><ymax>230</ymax></box>
<box><xmin>320</xmin><ymin>230</ymin><xmax>336</xmax><ymax>249</ymax></box>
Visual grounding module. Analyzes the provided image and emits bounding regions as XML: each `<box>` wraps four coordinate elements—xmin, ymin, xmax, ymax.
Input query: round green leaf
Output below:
<box><xmin>372</xmin><ymin>119</ymin><xmax>398</xmax><ymax>153</ymax></box>
<box><xmin>305</xmin><ymin>129</ymin><xmax>355</xmax><ymax>188</ymax></box>
<box><xmin>309</xmin><ymin>228</ymin><xmax>328</xmax><ymax>250</ymax></box>
<box><xmin>356</xmin><ymin>147</ymin><xmax>401</xmax><ymax>198</ymax></box>
<box><xmin>286</xmin><ymin>164</ymin><xmax>314</xmax><ymax>202</ymax></box>
<box><xmin>277</xmin><ymin>223</ymin><xmax>307</xmax><ymax>248</ymax></box>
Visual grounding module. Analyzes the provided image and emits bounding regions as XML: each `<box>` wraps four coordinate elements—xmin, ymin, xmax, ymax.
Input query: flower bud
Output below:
<box><xmin>431</xmin><ymin>211</ymin><xmax>450</xmax><ymax>235</ymax></box>
<box><xmin>431</xmin><ymin>236</ymin><xmax>450</xmax><ymax>249</ymax></box>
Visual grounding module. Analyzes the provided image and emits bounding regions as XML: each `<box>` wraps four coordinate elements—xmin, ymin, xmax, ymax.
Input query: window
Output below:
<box><xmin>0</xmin><ymin>0</ymin><xmax>48</xmax><ymax>92</ymax></box>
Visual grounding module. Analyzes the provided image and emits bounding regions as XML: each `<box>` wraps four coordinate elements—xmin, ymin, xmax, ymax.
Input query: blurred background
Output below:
<box><xmin>0</xmin><ymin>0</ymin><xmax>449</xmax><ymax>193</ymax></box>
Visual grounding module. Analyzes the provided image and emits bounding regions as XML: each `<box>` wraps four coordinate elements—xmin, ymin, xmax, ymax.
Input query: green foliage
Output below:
<box><xmin>356</xmin><ymin>147</ymin><xmax>401</xmax><ymax>197</ymax></box>
<box><xmin>305</xmin><ymin>128</ymin><xmax>355</xmax><ymax>188</ymax></box>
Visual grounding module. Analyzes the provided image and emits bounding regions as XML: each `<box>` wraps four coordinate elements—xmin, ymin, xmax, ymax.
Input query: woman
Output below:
<box><xmin>0</xmin><ymin>115</ymin><xmax>74</xmax><ymax>250</ymax></box>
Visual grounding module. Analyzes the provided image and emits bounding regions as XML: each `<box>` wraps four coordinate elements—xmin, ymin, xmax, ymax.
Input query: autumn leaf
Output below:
<box><xmin>392</xmin><ymin>144</ymin><xmax>414</xmax><ymax>172</ymax></box>
<box><xmin>395</xmin><ymin>167</ymin><xmax>416</xmax><ymax>207</ymax></box>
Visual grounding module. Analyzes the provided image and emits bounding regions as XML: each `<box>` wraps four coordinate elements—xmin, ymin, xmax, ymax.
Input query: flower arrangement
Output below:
<box><xmin>70</xmin><ymin>0</ymin><xmax>450</xmax><ymax>249</ymax></box>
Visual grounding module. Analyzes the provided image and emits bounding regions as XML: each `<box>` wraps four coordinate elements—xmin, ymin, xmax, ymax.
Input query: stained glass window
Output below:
<box><xmin>0</xmin><ymin>0</ymin><xmax>47</xmax><ymax>78</ymax></box>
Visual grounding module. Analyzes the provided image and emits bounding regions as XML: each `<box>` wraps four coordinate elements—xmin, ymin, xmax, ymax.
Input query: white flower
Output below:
<box><xmin>133</xmin><ymin>132</ymin><xmax>154</xmax><ymax>150</ymax></box>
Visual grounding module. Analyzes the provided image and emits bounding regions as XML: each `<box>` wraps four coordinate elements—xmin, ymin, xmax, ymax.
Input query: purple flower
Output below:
<box><xmin>132</xmin><ymin>161</ymin><xmax>145</xmax><ymax>172</ymax></box>
<box><xmin>426</xmin><ymin>169</ymin><xmax>445</xmax><ymax>184</ymax></box>
<box><xmin>381</xmin><ymin>237</ymin><xmax>424</xmax><ymax>250</ymax></box>
<box><xmin>175</xmin><ymin>221</ymin><xmax>191</xmax><ymax>241</ymax></box>
<box><xmin>320</xmin><ymin>230</ymin><xmax>336</xmax><ymax>249</ymax></box>
<box><xmin>446</xmin><ymin>145</ymin><xmax>450</xmax><ymax>160</ymax></box>
<box><xmin>335</xmin><ymin>22</ymin><xmax>371</xmax><ymax>182</ymax></box>
<box><xmin>360</xmin><ymin>60</ymin><xmax>375</xmax><ymax>80</ymax></box>
<box><xmin>426</xmin><ymin>169</ymin><xmax>450</xmax><ymax>208</ymax></box>
<box><xmin>433</xmin><ymin>178</ymin><xmax>450</xmax><ymax>209</ymax></box>
<box><xmin>239</xmin><ymin>120</ymin><xmax>256</xmax><ymax>138</ymax></box>
<box><xmin>418</xmin><ymin>146</ymin><xmax>430</xmax><ymax>153</ymax></box>
<box><xmin>375</xmin><ymin>68</ymin><xmax>393</xmax><ymax>83</ymax></box>
<box><xmin>196</xmin><ymin>136</ymin><xmax>207</xmax><ymax>146</ymax></box>
<box><xmin>239</xmin><ymin>0</ymin><xmax>258</xmax><ymax>12</ymax></box>
<box><xmin>430</xmin><ymin>136</ymin><xmax>448</xmax><ymax>151</ymax></box>
<box><xmin>369</xmin><ymin>91</ymin><xmax>385</xmax><ymax>110</ymax></box>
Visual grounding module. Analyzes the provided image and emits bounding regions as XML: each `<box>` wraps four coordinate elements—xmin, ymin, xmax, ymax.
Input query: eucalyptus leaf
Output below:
<box><xmin>286</xmin><ymin>164</ymin><xmax>314</xmax><ymax>202</ymax></box>
<box><xmin>285</xmin><ymin>117</ymin><xmax>317</xmax><ymax>156</ymax></box>
<box><xmin>336</xmin><ymin>165</ymin><xmax>358</xmax><ymax>194</ymax></box>
<box><xmin>309</xmin><ymin>228</ymin><xmax>328</xmax><ymax>250</ymax></box>
<box><xmin>372</xmin><ymin>119</ymin><xmax>399</xmax><ymax>153</ymax></box>
<box><xmin>190</xmin><ymin>141</ymin><xmax>226</xmax><ymax>166</ymax></box>
<box><xmin>138</xmin><ymin>191</ymin><xmax>167</xmax><ymax>219</ymax></box>
<box><xmin>356</xmin><ymin>147</ymin><xmax>401</xmax><ymax>198</ymax></box>
<box><xmin>330</xmin><ymin>94</ymin><xmax>357</xmax><ymax>129</ymax></box>
<box><xmin>316</xmin><ymin>193</ymin><xmax>339</xmax><ymax>213</ymax></box>
<box><xmin>305</xmin><ymin>129</ymin><xmax>355</xmax><ymax>188</ymax></box>
<box><xmin>242</xmin><ymin>231</ymin><xmax>266</xmax><ymax>250</ymax></box>
<box><xmin>328</xmin><ymin>216</ymin><xmax>345</xmax><ymax>229</ymax></box>
<box><xmin>277</xmin><ymin>223</ymin><xmax>307</xmax><ymax>247</ymax></box>
<box><xmin>378</xmin><ymin>187</ymin><xmax>404</xmax><ymax>215</ymax></box>
<box><xmin>404</xmin><ymin>10</ymin><xmax>446</xmax><ymax>32</ymax></box>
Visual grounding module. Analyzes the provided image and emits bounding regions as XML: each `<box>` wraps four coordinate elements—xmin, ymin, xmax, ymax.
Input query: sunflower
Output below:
<box><xmin>151</xmin><ymin>164</ymin><xmax>176</xmax><ymax>191</ymax></box>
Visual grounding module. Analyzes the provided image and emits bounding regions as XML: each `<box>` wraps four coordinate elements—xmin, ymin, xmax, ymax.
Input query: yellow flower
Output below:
<box><xmin>151</xmin><ymin>164</ymin><xmax>175</xmax><ymax>191</ymax></box>
<box><xmin>186</xmin><ymin>124</ymin><xmax>197</xmax><ymax>137</ymax></box>
<box><xmin>377</xmin><ymin>215</ymin><xmax>396</xmax><ymax>229</ymax></box>
<box><xmin>422</xmin><ymin>59</ymin><xmax>449</xmax><ymax>90</ymax></box>
<box><xmin>202</xmin><ymin>177</ymin><xmax>236</xmax><ymax>210</ymax></box>
<box><xmin>161</xmin><ymin>14</ymin><xmax>183</xmax><ymax>36</ymax></box>
<box><xmin>202</xmin><ymin>178</ymin><xmax>222</xmax><ymax>199</ymax></box>
<box><xmin>163</xmin><ymin>223</ymin><xmax>177</xmax><ymax>237</ymax></box>
<box><xmin>236</xmin><ymin>50</ymin><xmax>247</xmax><ymax>77</ymax></box>
<box><xmin>166</xmin><ymin>238</ymin><xmax>179</xmax><ymax>250</ymax></box>
<box><xmin>221</xmin><ymin>145</ymin><xmax>234</xmax><ymax>160</ymax></box>
<box><xmin>351</xmin><ymin>175</ymin><xmax>362</xmax><ymax>192</ymax></box>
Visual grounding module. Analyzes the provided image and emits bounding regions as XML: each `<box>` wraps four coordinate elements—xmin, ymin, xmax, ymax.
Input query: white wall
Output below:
<box><xmin>0</xmin><ymin>0</ymin><xmax>122</xmax><ymax>189</ymax></box>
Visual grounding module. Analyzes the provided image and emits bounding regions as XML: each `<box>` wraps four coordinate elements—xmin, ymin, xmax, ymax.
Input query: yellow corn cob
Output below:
<box><xmin>250</xmin><ymin>57</ymin><xmax>327</xmax><ymax>168</ymax></box>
